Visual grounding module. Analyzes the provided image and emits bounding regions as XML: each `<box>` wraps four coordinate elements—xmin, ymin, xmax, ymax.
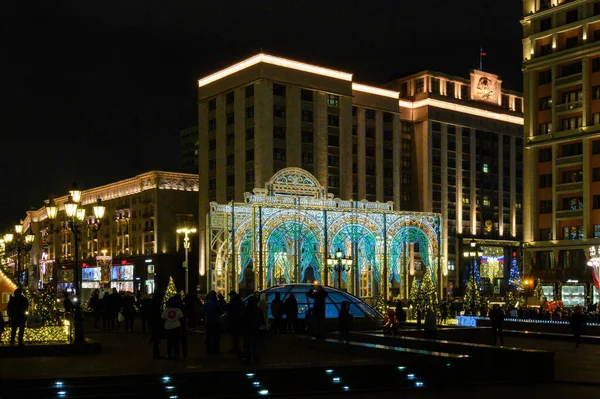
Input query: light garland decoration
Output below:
<box><xmin>207</xmin><ymin>167</ymin><xmax>442</xmax><ymax>299</ymax></box>
<box><xmin>0</xmin><ymin>320</ymin><xmax>70</xmax><ymax>343</ymax></box>
<box><xmin>457</xmin><ymin>316</ymin><xmax>600</xmax><ymax>327</ymax></box>
<box><xmin>163</xmin><ymin>276</ymin><xmax>177</xmax><ymax>310</ymax></box>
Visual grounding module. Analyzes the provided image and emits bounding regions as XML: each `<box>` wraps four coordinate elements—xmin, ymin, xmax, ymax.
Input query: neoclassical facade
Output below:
<box><xmin>206</xmin><ymin>168</ymin><xmax>442</xmax><ymax>300</ymax></box>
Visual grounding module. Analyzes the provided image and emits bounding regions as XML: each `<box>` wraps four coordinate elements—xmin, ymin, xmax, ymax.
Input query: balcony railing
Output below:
<box><xmin>555</xmin><ymin>181</ymin><xmax>583</xmax><ymax>193</ymax></box>
<box><xmin>555</xmin><ymin>73</ymin><xmax>582</xmax><ymax>87</ymax></box>
<box><xmin>555</xmin><ymin>101</ymin><xmax>582</xmax><ymax>114</ymax></box>
<box><xmin>556</xmin><ymin>154</ymin><xmax>583</xmax><ymax>166</ymax></box>
<box><xmin>556</xmin><ymin>209</ymin><xmax>583</xmax><ymax>219</ymax></box>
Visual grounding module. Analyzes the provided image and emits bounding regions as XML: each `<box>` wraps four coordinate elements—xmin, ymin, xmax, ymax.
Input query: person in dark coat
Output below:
<box><xmin>571</xmin><ymin>305</ymin><xmax>585</xmax><ymax>348</ymax></box>
<box><xmin>227</xmin><ymin>291</ymin><xmax>245</xmax><ymax>354</ymax></box>
<box><xmin>109</xmin><ymin>288</ymin><xmax>122</xmax><ymax>331</ymax></box>
<box><xmin>489</xmin><ymin>304</ymin><xmax>505</xmax><ymax>346</ymax></box>
<box><xmin>307</xmin><ymin>285</ymin><xmax>328</xmax><ymax>336</ymax></box>
<box><xmin>149</xmin><ymin>291</ymin><xmax>165</xmax><ymax>359</ymax></box>
<box><xmin>100</xmin><ymin>292</ymin><xmax>111</xmax><ymax>331</ymax></box>
<box><xmin>89</xmin><ymin>289</ymin><xmax>101</xmax><ymax>330</ymax></box>
<box><xmin>270</xmin><ymin>292</ymin><xmax>284</xmax><ymax>333</ymax></box>
<box><xmin>121</xmin><ymin>291</ymin><xmax>136</xmax><ymax>332</ymax></box>
<box><xmin>338</xmin><ymin>301</ymin><xmax>353</xmax><ymax>343</ymax></box>
<box><xmin>284</xmin><ymin>293</ymin><xmax>298</xmax><ymax>332</ymax></box>
<box><xmin>7</xmin><ymin>288</ymin><xmax>29</xmax><ymax>346</ymax></box>
<box><xmin>395</xmin><ymin>301</ymin><xmax>407</xmax><ymax>328</ymax></box>
<box><xmin>217</xmin><ymin>293</ymin><xmax>227</xmax><ymax>308</ymax></box>
<box><xmin>139</xmin><ymin>294</ymin><xmax>153</xmax><ymax>333</ymax></box>
<box><xmin>204</xmin><ymin>291</ymin><xmax>224</xmax><ymax>355</ymax></box>
<box><xmin>241</xmin><ymin>296</ymin><xmax>265</xmax><ymax>363</ymax></box>
<box><xmin>171</xmin><ymin>294</ymin><xmax>188</xmax><ymax>358</ymax></box>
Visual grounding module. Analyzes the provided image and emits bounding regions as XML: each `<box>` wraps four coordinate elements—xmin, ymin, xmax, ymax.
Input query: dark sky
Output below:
<box><xmin>0</xmin><ymin>0</ymin><xmax>523</xmax><ymax>231</ymax></box>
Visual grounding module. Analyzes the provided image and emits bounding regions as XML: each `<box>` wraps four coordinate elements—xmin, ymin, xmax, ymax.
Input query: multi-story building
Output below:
<box><xmin>195</xmin><ymin>53</ymin><xmax>524</xmax><ymax>297</ymax></box>
<box><xmin>385</xmin><ymin>70</ymin><xmax>524</xmax><ymax>294</ymax></box>
<box><xmin>21</xmin><ymin>171</ymin><xmax>198</xmax><ymax>300</ymax></box>
<box><xmin>181</xmin><ymin>125</ymin><xmax>199</xmax><ymax>173</ymax></box>
<box><xmin>522</xmin><ymin>0</ymin><xmax>600</xmax><ymax>305</ymax></box>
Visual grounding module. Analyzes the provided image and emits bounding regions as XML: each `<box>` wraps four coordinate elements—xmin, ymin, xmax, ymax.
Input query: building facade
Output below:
<box><xmin>20</xmin><ymin>171</ymin><xmax>199</xmax><ymax>300</ymax></box>
<box><xmin>522</xmin><ymin>0</ymin><xmax>600</xmax><ymax>304</ymax></box>
<box><xmin>181</xmin><ymin>125</ymin><xmax>199</xmax><ymax>173</ymax></box>
<box><xmin>196</xmin><ymin>53</ymin><xmax>524</xmax><ymax>296</ymax></box>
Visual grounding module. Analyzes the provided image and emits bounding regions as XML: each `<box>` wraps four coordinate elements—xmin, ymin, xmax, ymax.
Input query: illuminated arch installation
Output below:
<box><xmin>207</xmin><ymin>168</ymin><xmax>442</xmax><ymax>301</ymax></box>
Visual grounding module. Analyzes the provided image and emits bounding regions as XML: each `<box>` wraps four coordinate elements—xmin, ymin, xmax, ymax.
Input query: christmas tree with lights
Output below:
<box><xmin>163</xmin><ymin>276</ymin><xmax>177</xmax><ymax>310</ymax></box>
<box><xmin>508</xmin><ymin>255</ymin><xmax>522</xmax><ymax>291</ymax></box>
<box><xmin>34</xmin><ymin>288</ymin><xmax>62</xmax><ymax>326</ymax></box>
<box><xmin>463</xmin><ymin>277</ymin><xmax>480</xmax><ymax>313</ymax></box>
<box><xmin>534</xmin><ymin>278</ymin><xmax>544</xmax><ymax>300</ymax></box>
<box><xmin>418</xmin><ymin>269</ymin><xmax>437</xmax><ymax>311</ymax></box>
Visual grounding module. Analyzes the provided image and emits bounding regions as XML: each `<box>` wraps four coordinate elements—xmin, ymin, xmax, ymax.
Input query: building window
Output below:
<box><xmin>540</xmin><ymin>17</ymin><xmax>551</xmax><ymax>31</ymax></box>
<box><xmin>539</xmin><ymin>148</ymin><xmax>552</xmax><ymax>162</ymax></box>
<box><xmin>273</xmin><ymin>83</ymin><xmax>286</xmax><ymax>97</ymax></box>
<box><xmin>245</xmin><ymin>169</ymin><xmax>254</xmax><ymax>183</ymax></box>
<box><xmin>482</xmin><ymin>163</ymin><xmax>488</xmax><ymax>173</ymax></box>
<box><xmin>226</xmin><ymin>174</ymin><xmax>234</xmax><ymax>187</ymax></box>
<box><xmin>593</xmin><ymin>140</ymin><xmax>600</xmax><ymax>154</ymax></box>
<box><xmin>226</xmin><ymin>134</ymin><xmax>234</xmax><ymax>146</ymax></box>
<box><xmin>384</xmin><ymin>130</ymin><xmax>393</xmax><ymax>141</ymax></box>
<box><xmin>328</xmin><ymin>155</ymin><xmax>339</xmax><ymax>167</ymax></box>
<box><xmin>365</xmin><ymin>109</ymin><xmax>375</xmax><ymax>120</ymax></box>
<box><xmin>402</xmin><ymin>139</ymin><xmax>411</xmax><ymax>151</ymax></box>
<box><xmin>245</xmin><ymin>85</ymin><xmax>254</xmax><ymax>98</ymax></box>
<box><xmin>561</xmin><ymin>116</ymin><xmax>583</xmax><ymax>131</ymax></box>
<box><xmin>328</xmin><ymin>115</ymin><xmax>340</xmax><ymax>127</ymax></box>
<box><xmin>273</xmin><ymin>126</ymin><xmax>286</xmax><ymax>139</ymax></box>
<box><xmin>461</xmin><ymin>85</ymin><xmax>469</xmax><ymax>100</ymax></box>
<box><xmin>328</xmin><ymin>176</ymin><xmax>339</xmax><ymax>188</ymax></box>
<box><xmin>246</xmin><ymin>149</ymin><xmax>254</xmax><ymax>162</ymax></box>
<box><xmin>226</xmin><ymin>91</ymin><xmax>234</xmax><ymax>105</ymax></box>
<box><xmin>415</xmin><ymin>78</ymin><xmax>424</xmax><ymax>94</ymax></box>
<box><xmin>327</xmin><ymin>94</ymin><xmax>339</xmax><ymax>107</ymax></box>
<box><xmin>402</xmin><ymin>156</ymin><xmax>410</xmax><ymax>168</ymax></box>
<box><xmin>561</xmin><ymin>62</ymin><xmax>582</xmax><ymax>77</ymax></box>
<box><xmin>227</xmin><ymin>154</ymin><xmax>234</xmax><ymax>166</ymax></box>
<box><xmin>462</xmin><ymin>195</ymin><xmax>470</xmax><ymax>204</ymax></box>
<box><xmin>328</xmin><ymin>135</ymin><xmax>339</xmax><ymax>147</ymax></box>
<box><xmin>208</xmin><ymin>119</ymin><xmax>216</xmax><ymax>130</ymax></box>
<box><xmin>273</xmin><ymin>148</ymin><xmax>286</xmax><ymax>161</ymax></box>
<box><xmin>539</xmin><ymin>174</ymin><xmax>552</xmax><ymax>188</ymax></box>
<box><xmin>595</xmin><ymin>224</ymin><xmax>600</xmax><ymax>238</ymax></box>
<box><xmin>246</xmin><ymin>127</ymin><xmax>254</xmax><ymax>140</ymax></box>
<box><xmin>246</xmin><ymin>106</ymin><xmax>254</xmax><ymax>119</ymax></box>
<box><xmin>538</xmin><ymin>122</ymin><xmax>552</xmax><ymax>135</ymax></box>
<box><xmin>208</xmin><ymin>139</ymin><xmax>216</xmax><ymax>151</ymax></box>
<box><xmin>302</xmin><ymin>152</ymin><xmax>313</xmax><ymax>164</ymax></box>
<box><xmin>301</xmin><ymin>89</ymin><xmax>313</xmax><ymax>102</ymax></box>
<box><xmin>366</xmin><ymin>127</ymin><xmax>375</xmax><ymax>139</ymax></box>
<box><xmin>301</xmin><ymin>130</ymin><xmax>313</xmax><ymax>143</ymax></box>
<box><xmin>365</xmin><ymin>146</ymin><xmax>375</xmax><ymax>157</ymax></box>
<box><xmin>566</xmin><ymin>9</ymin><xmax>578</xmax><ymax>24</ymax></box>
<box><xmin>273</xmin><ymin>104</ymin><xmax>286</xmax><ymax>118</ymax></box>
<box><xmin>515</xmin><ymin>98</ymin><xmax>523</xmax><ymax>112</ymax></box>
<box><xmin>301</xmin><ymin>110</ymin><xmax>313</xmax><ymax>122</ymax></box>
<box><xmin>400</xmin><ymin>82</ymin><xmax>408</xmax><ymax>98</ymax></box>
<box><xmin>539</xmin><ymin>96</ymin><xmax>552</xmax><ymax>111</ymax></box>
<box><xmin>208</xmin><ymin>98</ymin><xmax>216</xmax><ymax>111</ymax></box>
<box><xmin>594</xmin><ymin>195</ymin><xmax>600</xmax><ymax>209</ymax></box>
<box><xmin>431</xmin><ymin>78</ymin><xmax>440</xmax><ymax>94</ymax></box>
<box><xmin>565</xmin><ymin>36</ymin><xmax>579</xmax><ymax>49</ymax></box>
<box><xmin>539</xmin><ymin>200</ymin><xmax>552</xmax><ymax>214</ymax></box>
<box><xmin>208</xmin><ymin>179</ymin><xmax>216</xmax><ymax>190</ymax></box>
<box><xmin>539</xmin><ymin>228</ymin><xmax>552</xmax><ymax>241</ymax></box>
<box><xmin>226</xmin><ymin>113</ymin><xmax>234</xmax><ymax>125</ymax></box>
<box><xmin>595</xmin><ymin>2</ymin><xmax>600</xmax><ymax>16</ymax></box>
<box><xmin>446</xmin><ymin>82</ymin><xmax>455</xmax><ymax>98</ymax></box>
<box><xmin>208</xmin><ymin>159</ymin><xmax>216</xmax><ymax>170</ymax></box>
<box><xmin>383</xmin><ymin>112</ymin><xmax>393</xmax><ymax>123</ymax></box>
<box><xmin>538</xmin><ymin>70</ymin><xmax>551</xmax><ymax>85</ymax></box>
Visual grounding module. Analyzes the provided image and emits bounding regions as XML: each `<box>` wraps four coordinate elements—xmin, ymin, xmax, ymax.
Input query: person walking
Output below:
<box><xmin>270</xmin><ymin>293</ymin><xmax>284</xmax><ymax>333</ymax></box>
<box><xmin>149</xmin><ymin>291</ymin><xmax>165</xmax><ymax>359</ymax></box>
<box><xmin>571</xmin><ymin>305</ymin><xmax>585</xmax><ymax>348</ymax></box>
<box><xmin>100</xmin><ymin>292</ymin><xmax>111</xmax><ymax>331</ymax></box>
<box><xmin>109</xmin><ymin>288</ymin><xmax>122</xmax><ymax>331</ymax></box>
<box><xmin>307</xmin><ymin>285</ymin><xmax>328</xmax><ymax>337</ymax></box>
<box><xmin>162</xmin><ymin>297</ymin><xmax>184</xmax><ymax>360</ymax></box>
<box><xmin>337</xmin><ymin>301</ymin><xmax>353</xmax><ymax>343</ymax></box>
<box><xmin>241</xmin><ymin>296</ymin><xmax>265</xmax><ymax>364</ymax></box>
<box><xmin>89</xmin><ymin>289</ymin><xmax>101</xmax><ymax>330</ymax></box>
<box><xmin>284</xmin><ymin>293</ymin><xmax>298</xmax><ymax>333</ymax></box>
<box><xmin>489</xmin><ymin>304</ymin><xmax>505</xmax><ymax>346</ymax></box>
<box><xmin>204</xmin><ymin>291</ymin><xmax>224</xmax><ymax>355</ymax></box>
<box><xmin>227</xmin><ymin>291</ymin><xmax>245</xmax><ymax>354</ymax></box>
<box><xmin>7</xmin><ymin>288</ymin><xmax>29</xmax><ymax>346</ymax></box>
<box><xmin>122</xmin><ymin>291</ymin><xmax>136</xmax><ymax>332</ymax></box>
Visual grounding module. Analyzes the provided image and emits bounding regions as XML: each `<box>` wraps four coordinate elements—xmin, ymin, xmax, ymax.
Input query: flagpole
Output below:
<box><xmin>479</xmin><ymin>46</ymin><xmax>482</xmax><ymax>71</ymax></box>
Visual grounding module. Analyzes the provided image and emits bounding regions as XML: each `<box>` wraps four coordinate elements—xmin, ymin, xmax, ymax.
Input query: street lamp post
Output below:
<box><xmin>3</xmin><ymin>223</ymin><xmax>35</xmax><ymax>284</ymax></box>
<box><xmin>45</xmin><ymin>185</ymin><xmax>105</xmax><ymax>343</ymax></box>
<box><xmin>463</xmin><ymin>239</ymin><xmax>483</xmax><ymax>314</ymax></box>
<box><xmin>326</xmin><ymin>248</ymin><xmax>353</xmax><ymax>291</ymax></box>
<box><xmin>177</xmin><ymin>227</ymin><xmax>196</xmax><ymax>294</ymax></box>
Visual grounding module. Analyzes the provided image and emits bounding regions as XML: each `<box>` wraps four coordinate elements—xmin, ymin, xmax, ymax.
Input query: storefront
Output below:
<box><xmin>111</xmin><ymin>262</ymin><xmax>134</xmax><ymax>292</ymax></box>
<box><xmin>560</xmin><ymin>281</ymin><xmax>586</xmax><ymax>307</ymax></box>
<box><xmin>81</xmin><ymin>265</ymin><xmax>101</xmax><ymax>303</ymax></box>
<box><xmin>145</xmin><ymin>261</ymin><xmax>155</xmax><ymax>295</ymax></box>
<box><xmin>541</xmin><ymin>284</ymin><xmax>555</xmax><ymax>301</ymax></box>
<box><xmin>57</xmin><ymin>266</ymin><xmax>74</xmax><ymax>293</ymax></box>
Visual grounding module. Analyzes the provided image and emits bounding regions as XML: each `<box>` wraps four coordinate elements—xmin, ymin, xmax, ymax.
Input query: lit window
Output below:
<box><xmin>327</xmin><ymin>94</ymin><xmax>339</xmax><ymax>107</ymax></box>
<box><xmin>483</xmin><ymin>196</ymin><xmax>490</xmax><ymax>206</ymax></box>
<box><xmin>448</xmin><ymin>262</ymin><xmax>455</xmax><ymax>271</ymax></box>
<box><xmin>482</xmin><ymin>163</ymin><xmax>488</xmax><ymax>173</ymax></box>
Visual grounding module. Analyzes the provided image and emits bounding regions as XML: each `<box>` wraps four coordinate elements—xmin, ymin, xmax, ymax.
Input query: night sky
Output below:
<box><xmin>1</xmin><ymin>0</ymin><xmax>522</xmax><ymax>231</ymax></box>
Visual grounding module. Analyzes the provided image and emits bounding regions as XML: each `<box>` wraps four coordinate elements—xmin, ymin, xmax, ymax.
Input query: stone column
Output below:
<box><xmin>215</xmin><ymin>94</ymin><xmax>227</xmax><ymax>204</ymax></box>
<box><xmin>234</xmin><ymin>87</ymin><xmax>246</xmax><ymax>201</ymax></box>
<box><xmin>254</xmin><ymin>80</ymin><xmax>273</xmax><ymax>188</ymax></box>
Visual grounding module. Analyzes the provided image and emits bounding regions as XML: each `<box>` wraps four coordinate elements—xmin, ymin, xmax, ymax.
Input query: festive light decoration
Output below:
<box><xmin>414</xmin><ymin>269</ymin><xmax>437</xmax><ymax>314</ymax></box>
<box><xmin>508</xmin><ymin>253</ymin><xmax>522</xmax><ymax>290</ymax></box>
<box><xmin>32</xmin><ymin>288</ymin><xmax>62</xmax><ymax>326</ymax></box>
<box><xmin>163</xmin><ymin>276</ymin><xmax>177</xmax><ymax>310</ymax></box>
<box><xmin>534</xmin><ymin>278</ymin><xmax>544</xmax><ymax>300</ymax></box>
<box><xmin>463</xmin><ymin>277</ymin><xmax>480</xmax><ymax>311</ymax></box>
<box><xmin>0</xmin><ymin>320</ymin><xmax>70</xmax><ymax>343</ymax></box>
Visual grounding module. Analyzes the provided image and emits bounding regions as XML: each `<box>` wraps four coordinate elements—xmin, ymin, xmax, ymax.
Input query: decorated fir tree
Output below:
<box><xmin>374</xmin><ymin>295</ymin><xmax>387</xmax><ymax>315</ymax></box>
<box><xmin>409</xmin><ymin>278</ymin><xmax>419</xmax><ymax>305</ymax></box>
<box><xmin>534</xmin><ymin>278</ymin><xmax>544</xmax><ymax>300</ymax></box>
<box><xmin>34</xmin><ymin>288</ymin><xmax>62</xmax><ymax>326</ymax></box>
<box><xmin>163</xmin><ymin>276</ymin><xmax>177</xmax><ymax>310</ymax></box>
<box><xmin>418</xmin><ymin>268</ymin><xmax>437</xmax><ymax>312</ymax></box>
<box><xmin>508</xmin><ymin>256</ymin><xmax>522</xmax><ymax>291</ymax></box>
<box><xmin>505</xmin><ymin>291</ymin><xmax>517</xmax><ymax>312</ymax></box>
<box><xmin>463</xmin><ymin>277</ymin><xmax>480</xmax><ymax>314</ymax></box>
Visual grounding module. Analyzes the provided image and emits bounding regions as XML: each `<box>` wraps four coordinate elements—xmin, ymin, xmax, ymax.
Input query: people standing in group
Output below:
<box><xmin>270</xmin><ymin>293</ymin><xmax>284</xmax><ymax>333</ymax></box>
<box><xmin>89</xmin><ymin>289</ymin><xmax>101</xmax><ymax>330</ymax></box>
<box><xmin>571</xmin><ymin>305</ymin><xmax>585</xmax><ymax>348</ymax></box>
<box><xmin>307</xmin><ymin>285</ymin><xmax>328</xmax><ymax>337</ymax></box>
<box><xmin>337</xmin><ymin>301</ymin><xmax>353</xmax><ymax>343</ymax></box>
<box><xmin>217</xmin><ymin>293</ymin><xmax>227</xmax><ymax>308</ymax></box>
<box><xmin>162</xmin><ymin>297</ymin><xmax>184</xmax><ymax>360</ymax></box>
<box><xmin>241</xmin><ymin>296</ymin><xmax>265</xmax><ymax>364</ymax></box>
<box><xmin>7</xmin><ymin>288</ymin><xmax>29</xmax><ymax>347</ymax></box>
<box><xmin>489</xmin><ymin>304</ymin><xmax>505</xmax><ymax>346</ymax></box>
<box><xmin>284</xmin><ymin>293</ymin><xmax>298</xmax><ymax>333</ymax></box>
<box><xmin>227</xmin><ymin>291</ymin><xmax>245</xmax><ymax>355</ymax></box>
<box><xmin>204</xmin><ymin>291</ymin><xmax>224</xmax><ymax>355</ymax></box>
<box><xmin>100</xmin><ymin>292</ymin><xmax>111</xmax><ymax>331</ymax></box>
<box><xmin>109</xmin><ymin>288</ymin><xmax>122</xmax><ymax>331</ymax></box>
<box><xmin>149</xmin><ymin>291</ymin><xmax>165</xmax><ymax>359</ymax></box>
<box><xmin>121</xmin><ymin>291</ymin><xmax>136</xmax><ymax>332</ymax></box>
